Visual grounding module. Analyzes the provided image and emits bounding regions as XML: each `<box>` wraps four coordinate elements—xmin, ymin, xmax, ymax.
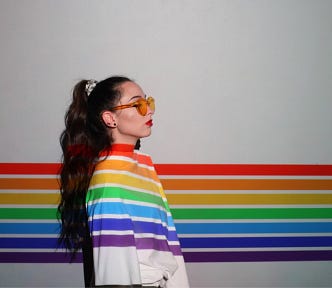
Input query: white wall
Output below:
<box><xmin>1</xmin><ymin>0</ymin><xmax>331</xmax><ymax>164</ymax></box>
<box><xmin>1</xmin><ymin>0</ymin><xmax>332</xmax><ymax>287</ymax></box>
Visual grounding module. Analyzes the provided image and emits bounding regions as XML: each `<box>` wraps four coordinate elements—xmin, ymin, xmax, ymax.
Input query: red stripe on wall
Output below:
<box><xmin>0</xmin><ymin>163</ymin><xmax>61</xmax><ymax>175</ymax></box>
<box><xmin>0</xmin><ymin>163</ymin><xmax>332</xmax><ymax>176</ymax></box>
<box><xmin>155</xmin><ymin>164</ymin><xmax>332</xmax><ymax>176</ymax></box>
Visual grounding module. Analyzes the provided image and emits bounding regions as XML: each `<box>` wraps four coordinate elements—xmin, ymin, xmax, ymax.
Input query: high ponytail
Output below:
<box><xmin>58</xmin><ymin>76</ymin><xmax>132</xmax><ymax>256</ymax></box>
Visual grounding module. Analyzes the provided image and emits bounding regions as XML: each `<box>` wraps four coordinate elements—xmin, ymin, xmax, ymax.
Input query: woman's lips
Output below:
<box><xmin>146</xmin><ymin>120</ymin><xmax>153</xmax><ymax>127</ymax></box>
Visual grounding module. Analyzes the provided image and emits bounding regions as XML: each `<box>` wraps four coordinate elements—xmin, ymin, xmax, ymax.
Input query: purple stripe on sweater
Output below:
<box><xmin>89</xmin><ymin>218</ymin><xmax>179</xmax><ymax>242</ymax></box>
<box><xmin>135</xmin><ymin>237</ymin><xmax>183</xmax><ymax>255</ymax></box>
<box><xmin>92</xmin><ymin>234</ymin><xmax>136</xmax><ymax>247</ymax></box>
<box><xmin>92</xmin><ymin>234</ymin><xmax>182</xmax><ymax>255</ymax></box>
<box><xmin>183</xmin><ymin>250</ymin><xmax>332</xmax><ymax>262</ymax></box>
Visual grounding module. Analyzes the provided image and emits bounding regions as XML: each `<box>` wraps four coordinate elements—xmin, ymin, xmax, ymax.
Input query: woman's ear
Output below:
<box><xmin>101</xmin><ymin>111</ymin><xmax>117</xmax><ymax>128</ymax></box>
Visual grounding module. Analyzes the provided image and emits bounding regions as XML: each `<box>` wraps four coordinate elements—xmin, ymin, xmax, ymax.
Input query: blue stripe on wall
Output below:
<box><xmin>3</xmin><ymin>222</ymin><xmax>332</xmax><ymax>235</ymax></box>
<box><xmin>175</xmin><ymin>222</ymin><xmax>332</xmax><ymax>234</ymax></box>
<box><xmin>0</xmin><ymin>223</ymin><xmax>60</xmax><ymax>234</ymax></box>
<box><xmin>179</xmin><ymin>236</ymin><xmax>332</xmax><ymax>248</ymax></box>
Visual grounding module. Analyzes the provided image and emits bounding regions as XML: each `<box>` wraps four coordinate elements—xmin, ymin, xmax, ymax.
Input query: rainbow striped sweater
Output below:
<box><xmin>86</xmin><ymin>144</ymin><xmax>189</xmax><ymax>287</ymax></box>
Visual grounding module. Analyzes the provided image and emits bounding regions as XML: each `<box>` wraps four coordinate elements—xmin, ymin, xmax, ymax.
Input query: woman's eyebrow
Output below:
<box><xmin>129</xmin><ymin>95</ymin><xmax>146</xmax><ymax>101</ymax></box>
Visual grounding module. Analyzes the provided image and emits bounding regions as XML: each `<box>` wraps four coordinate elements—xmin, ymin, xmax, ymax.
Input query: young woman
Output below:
<box><xmin>58</xmin><ymin>76</ymin><xmax>189</xmax><ymax>287</ymax></box>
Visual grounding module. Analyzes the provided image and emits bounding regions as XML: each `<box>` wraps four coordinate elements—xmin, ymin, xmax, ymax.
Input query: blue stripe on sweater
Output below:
<box><xmin>87</xmin><ymin>201</ymin><xmax>174</xmax><ymax>227</ymax></box>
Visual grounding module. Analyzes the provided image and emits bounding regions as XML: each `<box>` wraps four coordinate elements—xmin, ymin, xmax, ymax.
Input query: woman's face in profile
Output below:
<box><xmin>111</xmin><ymin>81</ymin><xmax>154</xmax><ymax>144</ymax></box>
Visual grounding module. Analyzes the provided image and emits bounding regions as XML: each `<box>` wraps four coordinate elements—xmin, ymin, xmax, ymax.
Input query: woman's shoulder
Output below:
<box><xmin>134</xmin><ymin>149</ymin><xmax>154</xmax><ymax>168</ymax></box>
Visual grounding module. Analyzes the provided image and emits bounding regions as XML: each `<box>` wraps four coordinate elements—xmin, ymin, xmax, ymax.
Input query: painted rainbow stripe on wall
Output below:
<box><xmin>1</xmin><ymin>163</ymin><xmax>332</xmax><ymax>263</ymax></box>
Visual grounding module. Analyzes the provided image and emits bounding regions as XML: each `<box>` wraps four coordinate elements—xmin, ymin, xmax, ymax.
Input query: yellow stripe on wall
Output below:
<box><xmin>0</xmin><ymin>193</ymin><xmax>60</xmax><ymax>205</ymax></box>
<box><xmin>166</xmin><ymin>193</ymin><xmax>332</xmax><ymax>205</ymax></box>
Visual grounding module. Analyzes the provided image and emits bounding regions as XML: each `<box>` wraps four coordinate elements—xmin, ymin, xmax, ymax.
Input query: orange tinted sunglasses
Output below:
<box><xmin>111</xmin><ymin>96</ymin><xmax>155</xmax><ymax>116</ymax></box>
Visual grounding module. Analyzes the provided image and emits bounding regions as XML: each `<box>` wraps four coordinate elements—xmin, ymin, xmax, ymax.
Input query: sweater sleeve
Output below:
<box><xmin>86</xmin><ymin>186</ymin><xmax>142</xmax><ymax>286</ymax></box>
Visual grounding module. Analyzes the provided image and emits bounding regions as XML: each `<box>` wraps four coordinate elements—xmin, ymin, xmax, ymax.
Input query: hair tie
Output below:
<box><xmin>85</xmin><ymin>79</ymin><xmax>98</xmax><ymax>96</ymax></box>
<box><xmin>67</xmin><ymin>144</ymin><xmax>93</xmax><ymax>157</ymax></box>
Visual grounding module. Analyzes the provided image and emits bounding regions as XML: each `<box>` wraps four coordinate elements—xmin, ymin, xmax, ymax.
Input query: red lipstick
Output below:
<box><xmin>146</xmin><ymin>120</ymin><xmax>153</xmax><ymax>127</ymax></box>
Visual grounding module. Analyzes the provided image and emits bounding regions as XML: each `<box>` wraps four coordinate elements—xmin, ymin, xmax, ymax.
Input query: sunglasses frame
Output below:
<box><xmin>111</xmin><ymin>96</ymin><xmax>155</xmax><ymax>116</ymax></box>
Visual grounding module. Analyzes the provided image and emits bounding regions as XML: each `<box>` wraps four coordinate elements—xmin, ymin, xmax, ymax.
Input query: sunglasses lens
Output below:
<box><xmin>137</xmin><ymin>99</ymin><xmax>147</xmax><ymax>116</ymax></box>
<box><xmin>134</xmin><ymin>97</ymin><xmax>155</xmax><ymax>116</ymax></box>
<box><xmin>147</xmin><ymin>97</ymin><xmax>155</xmax><ymax>112</ymax></box>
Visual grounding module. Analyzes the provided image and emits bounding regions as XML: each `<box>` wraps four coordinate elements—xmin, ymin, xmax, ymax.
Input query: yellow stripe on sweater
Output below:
<box><xmin>90</xmin><ymin>173</ymin><xmax>162</xmax><ymax>195</ymax></box>
<box><xmin>95</xmin><ymin>159</ymin><xmax>159</xmax><ymax>182</ymax></box>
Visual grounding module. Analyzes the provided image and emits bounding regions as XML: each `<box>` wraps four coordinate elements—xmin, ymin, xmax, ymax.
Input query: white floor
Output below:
<box><xmin>1</xmin><ymin>262</ymin><xmax>332</xmax><ymax>287</ymax></box>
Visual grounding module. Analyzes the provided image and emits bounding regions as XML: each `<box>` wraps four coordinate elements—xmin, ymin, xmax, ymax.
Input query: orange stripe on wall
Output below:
<box><xmin>0</xmin><ymin>178</ymin><xmax>59</xmax><ymax>190</ymax></box>
<box><xmin>1</xmin><ymin>178</ymin><xmax>332</xmax><ymax>190</ymax></box>
<box><xmin>161</xmin><ymin>179</ymin><xmax>332</xmax><ymax>190</ymax></box>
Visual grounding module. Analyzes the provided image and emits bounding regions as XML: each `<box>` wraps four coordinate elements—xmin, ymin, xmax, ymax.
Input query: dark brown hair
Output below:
<box><xmin>57</xmin><ymin>76</ymin><xmax>132</xmax><ymax>255</ymax></box>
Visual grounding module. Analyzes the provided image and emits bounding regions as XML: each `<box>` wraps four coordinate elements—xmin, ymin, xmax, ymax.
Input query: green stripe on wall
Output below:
<box><xmin>2</xmin><ymin>207</ymin><xmax>331</xmax><ymax>220</ymax></box>
<box><xmin>0</xmin><ymin>208</ymin><xmax>57</xmax><ymax>219</ymax></box>
<box><xmin>170</xmin><ymin>208</ymin><xmax>332</xmax><ymax>219</ymax></box>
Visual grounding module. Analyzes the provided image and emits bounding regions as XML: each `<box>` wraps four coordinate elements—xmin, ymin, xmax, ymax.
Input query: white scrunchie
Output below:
<box><xmin>85</xmin><ymin>79</ymin><xmax>98</xmax><ymax>96</ymax></box>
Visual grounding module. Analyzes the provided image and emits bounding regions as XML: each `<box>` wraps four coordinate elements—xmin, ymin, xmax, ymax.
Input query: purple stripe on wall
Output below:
<box><xmin>183</xmin><ymin>250</ymin><xmax>332</xmax><ymax>262</ymax></box>
<box><xmin>0</xmin><ymin>252</ymin><xmax>83</xmax><ymax>263</ymax></box>
<box><xmin>1</xmin><ymin>250</ymin><xmax>332</xmax><ymax>263</ymax></box>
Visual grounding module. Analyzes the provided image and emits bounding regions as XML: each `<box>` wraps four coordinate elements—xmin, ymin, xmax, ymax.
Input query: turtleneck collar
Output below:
<box><xmin>111</xmin><ymin>143</ymin><xmax>135</xmax><ymax>152</ymax></box>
